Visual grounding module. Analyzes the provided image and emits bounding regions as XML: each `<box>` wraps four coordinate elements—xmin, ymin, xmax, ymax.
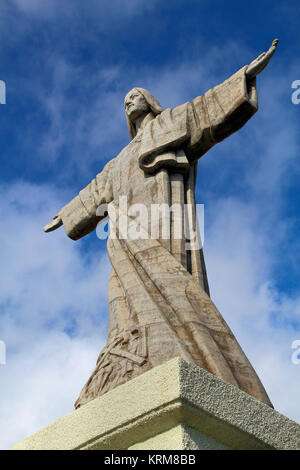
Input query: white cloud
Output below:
<box><xmin>0</xmin><ymin>181</ymin><xmax>110</xmax><ymax>449</ymax></box>
<box><xmin>11</xmin><ymin>0</ymin><xmax>159</xmax><ymax>20</ymax></box>
<box><xmin>205</xmin><ymin>196</ymin><xmax>300</xmax><ymax>422</ymax></box>
<box><xmin>0</xmin><ymin>36</ymin><xmax>299</xmax><ymax>449</ymax></box>
<box><xmin>1</xmin><ymin>179</ymin><xmax>299</xmax><ymax>450</ymax></box>
<box><xmin>25</xmin><ymin>40</ymin><xmax>256</xmax><ymax>176</ymax></box>
<box><xmin>0</xmin><ymin>332</ymin><xmax>101</xmax><ymax>449</ymax></box>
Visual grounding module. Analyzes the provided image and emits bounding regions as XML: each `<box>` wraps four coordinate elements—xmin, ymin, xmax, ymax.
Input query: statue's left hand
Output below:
<box><xmin>246</xmin><ymin>39</ymin><xmax>279</xmax><ymax>79</ymax></box>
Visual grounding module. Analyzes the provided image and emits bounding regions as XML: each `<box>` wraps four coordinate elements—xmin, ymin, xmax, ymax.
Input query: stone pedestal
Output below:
<box><xmin>12</xmin><ymin>358</ymin><xmax>300</xmax><ymax>450</ymax></box>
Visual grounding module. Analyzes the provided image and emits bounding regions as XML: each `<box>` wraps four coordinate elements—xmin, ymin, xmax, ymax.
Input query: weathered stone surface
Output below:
<box><xmin>12</xmin><ymin>358</ymin><xmax>299</xmax><ymax>450</ymax></box>
<box><xmin>43</xmin><ymin>41</ymin><xmax>279</xmax><ymax>410</ymax></box>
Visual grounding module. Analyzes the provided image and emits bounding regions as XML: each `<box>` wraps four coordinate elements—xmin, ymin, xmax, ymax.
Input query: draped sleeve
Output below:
<box><xmin>59</xmin><ymin>159</ymin><xmax>114</xmax><ymax>240</ymax></box>
<box><xmin>185</xmin><ymin>66</ymin><xmax>258</xmax><ymax>161</ymax></box>
<box><xmin>138</xmin><ymin>66</ymin><xmax>258</xmax><ymax>172</ymax></box>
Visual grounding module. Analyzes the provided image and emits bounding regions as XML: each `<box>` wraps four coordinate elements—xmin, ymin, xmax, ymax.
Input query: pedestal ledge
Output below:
<box><xmin>12</xmin><ymin>357</ymin><xmax>300</xmax><ymax>450</ymax></box>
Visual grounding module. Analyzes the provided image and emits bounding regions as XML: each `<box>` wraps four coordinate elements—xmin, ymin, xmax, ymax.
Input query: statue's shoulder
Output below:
<box><xmin>145</xmin><ymin>103</ymin><xmax>189</xmax><ymax>136</ymax></box>
<box><xmin>159</xmin><ymin>102</ymin><xmax>189</xmax><ymax>121</ymax></box>
<box><xmin>95</xmin><ymin>155</ymin><xmax>117</xmax><ymax>179</ymax></box>
<box><xmin>108</xmin><ymin>134</ymin><xmax>142</xmax><ymax>169</ymax></box>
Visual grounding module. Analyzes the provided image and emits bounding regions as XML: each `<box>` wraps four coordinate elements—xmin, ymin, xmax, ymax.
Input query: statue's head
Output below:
<box><xmin>124</xmin><ymin>87</ymin><xmax>163</xmax><ymax>139</ymax></box>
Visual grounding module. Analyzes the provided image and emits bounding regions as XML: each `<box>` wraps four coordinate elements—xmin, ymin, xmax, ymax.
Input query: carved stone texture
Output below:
<box><xmin>44</xmin><ymin>43</ymin><xmax>279</xmax><ymax>409</ymax></box>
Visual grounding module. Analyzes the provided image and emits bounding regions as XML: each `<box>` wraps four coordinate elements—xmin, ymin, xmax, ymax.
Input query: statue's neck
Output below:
<box><xmin>134</xmin><ymin>111</ymin><xmax>155</xmax><ymax>135</ymax></box>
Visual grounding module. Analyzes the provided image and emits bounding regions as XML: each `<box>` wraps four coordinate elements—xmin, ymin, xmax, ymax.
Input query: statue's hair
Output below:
<box><xmin>125</xmin><ymin>87</ymin><xmax>163</xmax><ymax>140</ymax></box>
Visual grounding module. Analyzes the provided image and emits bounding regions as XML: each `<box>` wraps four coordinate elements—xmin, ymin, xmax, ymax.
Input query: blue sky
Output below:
<box><xmin>0</xmin><ymin>0</ymin><xmax>300</xmax><ymax>449</ymax></box>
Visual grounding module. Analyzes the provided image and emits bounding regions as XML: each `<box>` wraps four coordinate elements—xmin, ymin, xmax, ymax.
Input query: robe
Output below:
<box><xmin>58</xmin><ymin>66</ymin><xmax>273</xmax><ymax>408</ymax></box>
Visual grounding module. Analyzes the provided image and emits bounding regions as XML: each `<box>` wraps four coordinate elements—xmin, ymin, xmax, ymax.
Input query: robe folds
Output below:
<box><xmin>58</xmin><ymin>66</ymin><xmax>273</xmax><ymax>408</ymax></box>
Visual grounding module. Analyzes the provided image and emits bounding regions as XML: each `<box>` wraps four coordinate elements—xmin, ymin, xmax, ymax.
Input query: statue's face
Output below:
<box><xmin>124</xmin><ymin>89</ymin><xmax>150</xmax><ymax>122</ymax></box>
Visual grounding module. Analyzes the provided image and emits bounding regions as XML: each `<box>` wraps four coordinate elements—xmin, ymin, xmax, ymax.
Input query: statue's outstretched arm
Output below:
<box><xmin>43</xmin><ymin>215</ymin><xmax>63</xmax><ymax>233</ymax></box>
<box><xmin>43</xmin><ymin>159</ymin><xmax>114</xmax><ymax>240</ymax></box>
<box><xmin>246</xmin><ymin>39</ymin><xmax>279</xmax><ymax>80</ymax></box>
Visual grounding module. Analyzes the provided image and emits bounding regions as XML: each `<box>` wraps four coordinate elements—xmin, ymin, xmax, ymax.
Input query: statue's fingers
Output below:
<box><xmin>43</xmin><ymin>216</ymin><xmax>63</xmax><ymax>233</ymax></box>
<box><xmin>43</xmin><ymin>222</ymin><xmax>54</xmax><ymax>232</ymax></box>
<box><xmin>249</xmin><ymin>52</ymin><xmax>265</xmax><ymax>67</ymax></box>
<box><xmin>257</xmin><ymin>52</ymin><xmax>266</xmax><ymax>61</ymax></box>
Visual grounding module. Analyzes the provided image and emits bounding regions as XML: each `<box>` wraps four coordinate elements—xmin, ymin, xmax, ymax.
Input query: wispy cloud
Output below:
<box><xmin>205</xmin><ymin>196</ymin><xmax>300</xmax><ymax>421</ymax></box>
<box><xmin>11</xmin><ymin>40</ymin><xmax>267</xmax><ymax>179</ymax></box>
<box><xmin>0</xmin><ymin>3</ymin><xmax>299</xmax><ymax>450</ymax></box>
<box><xmin>11</xmin><ymin>0</ymin><xmax>159</xmax><ymax>20</ymax></box>
<box><xmin>0</xmin><ymin>181</ymin><xmax>110</xmax><ymax>449</ymax></box>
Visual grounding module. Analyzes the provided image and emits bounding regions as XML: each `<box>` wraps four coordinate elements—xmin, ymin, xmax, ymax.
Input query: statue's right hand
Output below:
<box><xmin>43</xmin><ymin>215</ymin><xmax>63</xmax><ymax>233</ymax></box>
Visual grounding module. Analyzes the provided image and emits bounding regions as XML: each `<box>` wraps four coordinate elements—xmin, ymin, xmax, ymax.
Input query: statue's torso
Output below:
<box><xmin>111</xmin><ymin>133</ymin><xmax>163</xmax><ymax>210</ymax></box>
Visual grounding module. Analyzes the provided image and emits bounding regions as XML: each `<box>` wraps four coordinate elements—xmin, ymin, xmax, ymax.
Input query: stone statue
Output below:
<box><xmin>44</xmin><ymin>40</ymin><xmax>278</xmax><ymax>409</ymax></box>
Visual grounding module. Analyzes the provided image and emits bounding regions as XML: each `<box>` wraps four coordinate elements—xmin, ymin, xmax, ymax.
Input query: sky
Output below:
<box><xmin>0</xmin><ymin>0</ymin><xmax>300</xmax><ymax>450</ymax></box>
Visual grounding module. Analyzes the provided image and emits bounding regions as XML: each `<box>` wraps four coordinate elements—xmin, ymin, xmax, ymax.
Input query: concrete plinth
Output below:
<box><xmin>12</xmin><ymin>358</ymin><xmax>300</xmax><ymax>450</ymax></box>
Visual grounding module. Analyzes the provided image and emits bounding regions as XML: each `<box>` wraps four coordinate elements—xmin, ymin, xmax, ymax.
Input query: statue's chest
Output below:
<box><xmin>113</xmin><ymin>138</ymin><xmax>159</xmax><ymax>206</ymax></box>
